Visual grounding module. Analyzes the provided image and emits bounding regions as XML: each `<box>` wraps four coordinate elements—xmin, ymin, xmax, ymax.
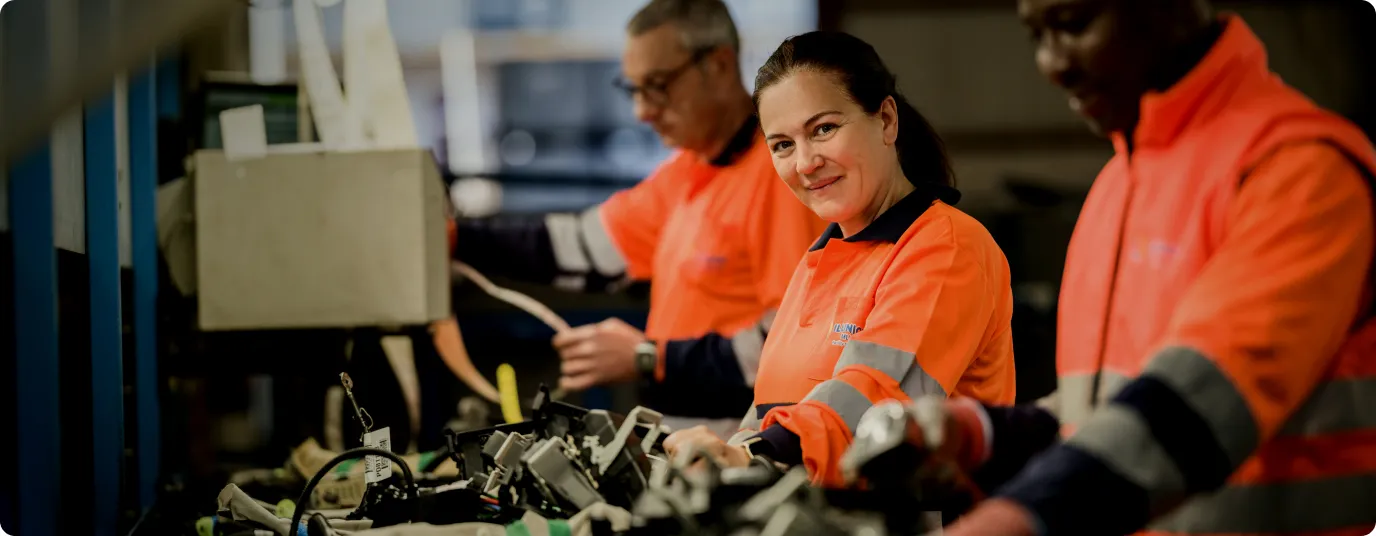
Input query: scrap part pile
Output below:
<box><xmin>443</xmin><ymin>387</ymin><xmax>670</xmax><ymax>520</ymax></box>
<box><xmin>206</xmin><ymin>392</ymin><xmax>963</xmax><ymax>535</ymax></box>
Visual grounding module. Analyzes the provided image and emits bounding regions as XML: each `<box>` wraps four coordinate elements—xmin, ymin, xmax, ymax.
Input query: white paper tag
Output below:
<box><xmin>363</xmin><ymin>426</ymin><xmax>393</xmax><ymax>484</ymax></box>
<box><xmin>219</xmin><ymin>105</ymin><xmax>268</xmax><ymax>162</ymax></box>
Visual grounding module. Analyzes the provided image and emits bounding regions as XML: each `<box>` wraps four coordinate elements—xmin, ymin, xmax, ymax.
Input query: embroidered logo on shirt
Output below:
<box><xmin>690</xmin><ymin>254</ymin><xmax>729</xmax><ymax>273</ymax></box>
<box><xmin>831</xmin><ymin>323</ymin><xmax>862</xmax><ymax>347</ymax></box>
<box><xmin>1126</xmin><ymin>238</ymin><xmax>1179</xmax><ymax>269</ymax></box>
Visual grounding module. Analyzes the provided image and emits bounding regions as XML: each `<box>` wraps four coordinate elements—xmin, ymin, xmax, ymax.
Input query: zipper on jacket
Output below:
<box><xmin>1088</xmin><ymin>158</ymin><xmax>1135</xmax><ymax>407</ymax></box>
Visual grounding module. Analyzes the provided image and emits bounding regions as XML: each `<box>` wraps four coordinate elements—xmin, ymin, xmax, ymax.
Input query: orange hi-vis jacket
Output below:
<box><xmin>993</xmin><ymin>16</ymin><xmax>1376</xmax><ymax>536</ymax></box>
<box><xmin>599</xmin><ymin>135</ymin><xmax>824</xmax><ymax>345</ymax></box>
<box><xmin>733</xmin><ymin>187</ymin><xmax>1017</xmax><ymax>487</ymax></box>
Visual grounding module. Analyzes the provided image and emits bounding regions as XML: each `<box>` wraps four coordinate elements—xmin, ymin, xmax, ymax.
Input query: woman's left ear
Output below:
<box><xmin>880</xmin><ymin>96</ymin><xmax>900</xmax><ymax>146</ymax></box>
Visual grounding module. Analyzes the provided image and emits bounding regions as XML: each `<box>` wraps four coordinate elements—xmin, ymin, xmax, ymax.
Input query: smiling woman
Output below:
<box><xmin>662</xmin><ymin>31</ymin><xmax>1018</xmax><ymax>488</ymax></box>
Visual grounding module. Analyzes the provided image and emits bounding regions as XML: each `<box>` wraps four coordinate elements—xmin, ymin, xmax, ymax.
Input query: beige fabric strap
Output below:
<box><xmin>435</xmin><ymin>261</ymin><xmax>572</xmax><ymax>403</ymax></box>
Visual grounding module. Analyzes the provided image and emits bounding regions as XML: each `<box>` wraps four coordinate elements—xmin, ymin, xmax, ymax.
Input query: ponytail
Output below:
<box><xmin>892</xmin><ymin>93</ymin><xmax>955</xmax><ymax>189</ymax></box>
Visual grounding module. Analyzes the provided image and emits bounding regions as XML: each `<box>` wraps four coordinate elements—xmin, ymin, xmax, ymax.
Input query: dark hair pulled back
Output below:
<box><xmin>754</xmin><ymin>31</ymin><xmax>956</xmax><ymax>193</ymax></box>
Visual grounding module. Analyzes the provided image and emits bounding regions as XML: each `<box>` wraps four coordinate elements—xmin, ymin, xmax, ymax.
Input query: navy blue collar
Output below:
<box><xmin>709</xmin><ymin>114</ymin><xmax>760</xmax><ymax>167</ymax></box>
<box><xmin>808</xmin><ymin>184</ymin><xmax>962</xmax><ymax>251</ymax></box>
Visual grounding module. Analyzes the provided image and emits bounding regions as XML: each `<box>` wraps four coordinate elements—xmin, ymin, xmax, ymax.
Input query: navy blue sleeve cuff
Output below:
<box><xmin>638</xmin><ymin>337</ymin><xmax>751</xmax><ymax>419</ymax></box>
<box><xmin>972</xmin><ymin>404</ymin><xmax>1060</xmax><ymax>493</ymax></box>
<box><xmin>455</xmin><ymin>215</ymin><xmax>559</xmax><ymax>283</ymax></box>
<box><xmin>996</xmin><ymin>444</ymin><xmax>1152</xmax><ymax>536</ymax></box>
<box><xmin>750</xmin><ymin>425</ymin><xmax>803</xmax><ymax>466</ymax></box>
<box><xmin>662</xmin><ymin>334</ymin><xmax>747</xmax><ymax>388</ymax></box>
<box><xmin>455</xmin><ymin>215</ymin><xmax>624</xmax><ymax>292</ymax></box>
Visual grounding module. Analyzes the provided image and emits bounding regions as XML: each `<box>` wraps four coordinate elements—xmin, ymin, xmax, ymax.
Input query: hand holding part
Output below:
<box><xmin>552</xmin><ymin>317</ymin><xmax>645</xmax><ymax>391</ymax></box>
<box><xmin>840</xmin><ymin>396</ymin><xmax>991</xmax><ymax>489</ymax></box>
<box><xmin>663</xmin><ymin>425</ymin><xmax>752</xmax><ymax>469</ymax></box>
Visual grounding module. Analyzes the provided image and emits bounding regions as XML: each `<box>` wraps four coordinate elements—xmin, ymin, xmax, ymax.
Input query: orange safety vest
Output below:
<box><xmin>1056</xmin><ymin>16</ymin><xmax>1376</xmax><ymax>535</ymax></box>
<box><xmin>743</xmin><ymin>192</ymin><xmax>1016</xmax><ymax>487</ymax></box>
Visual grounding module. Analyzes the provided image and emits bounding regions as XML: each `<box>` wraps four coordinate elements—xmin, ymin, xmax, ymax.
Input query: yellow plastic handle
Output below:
<box><xmin>497</xmin><ymin>363</ymin><xmax>523</xmax><ymax>424</ymax></box>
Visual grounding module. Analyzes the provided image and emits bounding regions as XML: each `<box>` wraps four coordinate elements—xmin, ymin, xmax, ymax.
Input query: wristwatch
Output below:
<box><xmin>634</xmin><ymin>340</ymin><xmax>658</xmax><ymax>381</ymax></box>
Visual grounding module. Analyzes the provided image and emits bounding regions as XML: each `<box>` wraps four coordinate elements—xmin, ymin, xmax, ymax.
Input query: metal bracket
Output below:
<box><xmin>590</xmin><ymin>406</ymin><xmax>664</xmax><ymax>474</ymax></box>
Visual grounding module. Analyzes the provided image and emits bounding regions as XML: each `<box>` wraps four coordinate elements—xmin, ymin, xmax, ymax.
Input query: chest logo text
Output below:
<box><xmin>831</xmin><ymin>323</ymin><xmax>862</xmax><ymax>347</ymax></box>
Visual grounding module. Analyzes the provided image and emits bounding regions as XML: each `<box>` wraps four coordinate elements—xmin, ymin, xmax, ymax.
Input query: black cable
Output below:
<box><xmin>307</xmin><ymin>512</ymin><xmax>332</xmax><ymax>536</ymax></box>
<box><xmin>289</xmin><ymin>447</ymin><xmax>418</xmax><ymax>536</ymax></box>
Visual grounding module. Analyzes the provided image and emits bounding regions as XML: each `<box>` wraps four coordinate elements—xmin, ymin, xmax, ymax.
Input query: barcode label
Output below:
<box><xmin>363</xmin><ymin>427</ymin><xmax>393</xmax><ymax>484</ymax></box>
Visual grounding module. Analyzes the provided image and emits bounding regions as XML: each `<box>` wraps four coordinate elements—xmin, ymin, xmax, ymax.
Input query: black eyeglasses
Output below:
<box><xmin>613</xmin><ymin>47</ymin><xmax>714</xmax><ymax>106</ymax></box>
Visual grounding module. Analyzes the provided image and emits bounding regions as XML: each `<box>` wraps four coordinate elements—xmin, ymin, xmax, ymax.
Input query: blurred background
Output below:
<box><xmin>0</xmin><ymin>0</ymin><xmax>1372</xmax><ymax>534</ymax></box>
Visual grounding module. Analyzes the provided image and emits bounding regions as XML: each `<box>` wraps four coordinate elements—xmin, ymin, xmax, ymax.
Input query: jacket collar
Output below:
<box><xmin>808</xmin><ymin>183</ymin><xmax>961</xmax><ymax>251</ymax></box>
<box><xmin>709</xmin><ymin>113</ymin><xmax>760</xmax><ymax>167</ymax></box>
<box><xmin>1115</xmin><ymin>14</ymin><xmax>1271</xmax><ymax>152</ymax></box>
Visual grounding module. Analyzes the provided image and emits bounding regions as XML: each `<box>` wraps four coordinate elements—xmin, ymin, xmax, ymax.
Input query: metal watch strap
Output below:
<box><xmin>635</xmin><ymin>340</ymin><xmax>658</xmax><ymax>380</ymax></box>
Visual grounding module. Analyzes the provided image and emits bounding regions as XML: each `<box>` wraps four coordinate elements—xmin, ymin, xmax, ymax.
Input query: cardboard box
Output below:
<box><xmin>193</xmin><ymin>148</ymin><xmax>450</xmax><ymax>330</ymax></box>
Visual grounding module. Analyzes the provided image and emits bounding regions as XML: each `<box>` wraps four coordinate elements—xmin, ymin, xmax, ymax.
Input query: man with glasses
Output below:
<box><xmin>451</xmin><ymin>0</ymin><xmax>824</xmax><ymax>436</ymax></box>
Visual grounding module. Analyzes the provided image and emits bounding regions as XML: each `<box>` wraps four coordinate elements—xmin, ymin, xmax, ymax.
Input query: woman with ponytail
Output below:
<box><xmin>664</xmin><ymin>31</ymin><xmax>1017</xmax><ymax>488</ymax></box>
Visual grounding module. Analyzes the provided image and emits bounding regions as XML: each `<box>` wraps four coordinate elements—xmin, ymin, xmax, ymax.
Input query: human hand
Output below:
<box><xmin>663</xmin><ymin>425</ymin><xmax>752</xmax><ymax>469</ymax></box>
<box><xmin>940</xmin><ymin>498</ymin><xmax>1040</xmax><ymax>536</ymax></box>
<box><xmin>841</xmin><ymin>396</ymin><xmax>991</xmax><ymax>488</ymax></box>
<box><xmin>552</xmin><ymin>317</ymin><xmax>645</xmax><ymax>391</ymax></box>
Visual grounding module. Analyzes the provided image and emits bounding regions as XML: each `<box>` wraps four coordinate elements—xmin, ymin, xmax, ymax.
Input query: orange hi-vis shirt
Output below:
<box><xmin>735</xmin><ymin>187</ymin><xmax>1017</xmax><ymax>487</ymax></box>
<box><xmin>993</xmin><ymin>15</ymin><xmax>1376</xmax><ymax>536</ymax></box>
<box><xmin>597</xmin><ymin>134</ymin><xmax>824</xmax><ymax>344</ymax></box>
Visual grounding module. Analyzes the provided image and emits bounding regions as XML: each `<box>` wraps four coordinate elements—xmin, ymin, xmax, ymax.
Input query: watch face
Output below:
<box><xmin>636</xmin><ymin>343</ymin><xmax>657</xmax><ymax>374</ymax></box>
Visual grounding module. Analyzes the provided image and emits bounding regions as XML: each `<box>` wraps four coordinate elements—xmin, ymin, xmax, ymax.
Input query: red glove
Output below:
<box><xmin>942</xmin><ymin>498</ymin><xmax>1041</xmax><ymax>536</ymax></box>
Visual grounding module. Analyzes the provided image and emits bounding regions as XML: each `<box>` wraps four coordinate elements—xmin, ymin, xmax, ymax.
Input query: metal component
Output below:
<box><xmin>838</xmin><ymin>400</ymin><xmax>913</xmax><ymax>483</ymax></box>
<box><xmin>524</xmin><ymin>437</ymin><xmax>604</xmax><ymax>510</ymax></box>
<box><xmin>590</xmin><ymin>406</ymin><xmax>665</xmax><ymax>473</ymax></box>
<box><xmin>482</xmin><ymin>431</ymin><xmax>510</xmax><ymax>459</ymax></box>
<box><xmin>339</xmin><ymin>372</ymin><xmax>374</xmax><ymax>440</ymax></box>
<box><xmin>483</xmin><ymin>432</ymin><xmax>530</xmax><ymax>495</ymax></box>
<box><xmin>737</xmin><ymin>468</ymin><xmax>811</xmax><ymax>522</ymax></box>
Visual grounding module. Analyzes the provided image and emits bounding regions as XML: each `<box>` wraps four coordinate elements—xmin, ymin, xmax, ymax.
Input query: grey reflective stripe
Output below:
<box><xmin>731</xmin><ymin>324</ymin><xmax>765</xmax><ymax>387</ymax></box>
<box><xmin>834</xmin><ymin>340</ymin><xmax>913</xmax><ymax>380</ymax></box>
<box><xmin>579</xmin><ymin>206</ymin><xmax>627</xmax><ymax>277</ymax></box>
<box><xmin>1279</xmin><ymin>377</ymin><xmax>1376</xmax><ymax>436</ymax></box>
<box><xmin>739</xmin><ymin>406</ymin><xmax>761</xmax><ymax>430</ymax></box>
<box><xmin>1035</xmin><ymin>390</ymin><xmax>1061</xmax><ymax>420</ymax></box>
<box><xmin>900</xmin><ymin>365</ymin><xmax>945</xmax><ymax>398</ymax></box>
<box><xmin>1058</xmin><ymin>371</ymin><xmax>1132</xmax><ymax>427</ymax></box>
<box><xmin>1066</xmin><ymin>403</ymin><xmax>1186</xmax><ymax>515</ymax></box>
<box><xmin>1062</xmin><ymin>371</ymin><xmax>1376</xmax><ymax>437</ymax></box>
<box><xmin>1141</xmin><ymin>346</ymin><xmax>1260</xmax><ymax>469</ymax></box>
<box><xmin>803</xmin><ymin>380</ymin><xmax>873</xmax><ymax>433</ymax></box>
<box><xmin>835</xmin><ymin>341</ymin><xmax>944</xmax><ymax>397</ymax></box>
<box><xmin>759</xmin><ymin>309</ymin><xmax>777</xmax><ymax>334</ymax></box>
<box><xmin>1149</xmin><ymin>473</ymin><xmax>1376</xmax><ymax>534</ymax></box>
<box><xmin>731</xmin><ymin>405</ymin><xmax>761</xmax><ymax>446</ymax></box>
<box><xmin>545</xmin><ymin>213</ymin><xmax>590</xmax><ymax>273</ymax></box>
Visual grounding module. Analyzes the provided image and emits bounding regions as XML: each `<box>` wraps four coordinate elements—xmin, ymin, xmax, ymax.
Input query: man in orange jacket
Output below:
<box><xmin>449</xmin><ymin>0</ymin><xmax>825</xmax><ymax>435</ymax></box>
<box><xmin>893</xmin><ymin>0</ymin><xmax>1376</xmax><ymax>534</ymax></box>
